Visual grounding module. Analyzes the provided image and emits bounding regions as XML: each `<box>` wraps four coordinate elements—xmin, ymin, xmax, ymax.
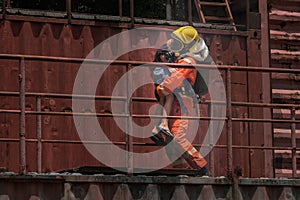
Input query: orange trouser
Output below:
<box><xmin>165</xmin><ymin>95</ymin><xmax>207</xmax><ymax>169</ymax></box>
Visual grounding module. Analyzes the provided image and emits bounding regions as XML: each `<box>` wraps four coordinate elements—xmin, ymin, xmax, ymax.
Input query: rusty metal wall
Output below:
<box><xmin>269</xmin><ymin>0</ymin><xmax>300</xmax><ymax>178</ymax></box>
<box><xmin>0</xmin><ymin>11</ymin><xmax>272</xmax><ymax>178</ymax></box>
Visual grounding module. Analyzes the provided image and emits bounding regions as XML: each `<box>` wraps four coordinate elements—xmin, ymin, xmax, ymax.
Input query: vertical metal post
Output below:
<box><xmin>166</xmin><ymin>0</ymin><xmax>172</xmax><ymax>20</ymax></box>
<box><xmin>130</xmin><ymin>0</ymin><xmax>134</xmax><ymax>27</ymax></box>
<box><xmin>291</xmin><ymin>108</ymin><xmax>297</xmax><ymax>178</ymax></box>
<box><xmin>226</xmin><ymin>68</ymin><xmax>237</xmax><ymax>199</ymax></box>
<box><xmin>66</xmin><ymin>0</ymin><xmax>72</xmax><ymax>24</ymax></box>
<box><xmin>259</xmin><ymin>0</ymin><xmax>273</xmax><ymax>178</ymax></box>
<box><xmin>126</xmin><ymin>64</ymin><xmax>133</xmax><ymax>175</ymax></box>
<box><xmin>119</xmin><ymin>0</ymin><xmax>123</xmax><ymax>17</ymax></box>
<box><xmin>19</xmin><ymin>58</ymin><xmax>26</xmax><ymax>174</ymax></box>
<box><xmin>226</xmin><ymin>68</ymin><xmax>233</xmax><ymax>175</ymax></box>
<box><xmin>188</xmin><ymin>0</ymin><xmax>193</xmax><ymax>25</ymax></box>
<box><xmin>208</xmin><ymin>107</ymin><xmax>215</xmax><ymax>177</ymax></box>
<box><xmin>2</xmin><ymin>0</ymin><xmax>7</xmax><ymax>18</ymax></box>
<box><xmin>246</xmin><ymin>0</ymin><xmax>250</xmax><ymax>30</ymax></box>
<box><xmin>36</xmin><ymin>96</ymin><xmax>42</xmax><ymax>173</ymax></box>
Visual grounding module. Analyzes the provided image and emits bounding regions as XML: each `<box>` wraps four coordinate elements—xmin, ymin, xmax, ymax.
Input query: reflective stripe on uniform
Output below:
<box><xmin>187</xmin><ymin>147</ymin><xmax>198</xmax><ymax>156</ymax></box>
<box><xmin>183</xmin><ymin>58</ymin><xmax>192</xmax><ymax>64</ymax></box>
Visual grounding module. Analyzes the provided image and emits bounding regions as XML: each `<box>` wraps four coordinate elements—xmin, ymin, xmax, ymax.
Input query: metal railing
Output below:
<box><xmin>0</xmin><ymin>53</ymin><xmax>299</xmax><ymax>177</ymax></box>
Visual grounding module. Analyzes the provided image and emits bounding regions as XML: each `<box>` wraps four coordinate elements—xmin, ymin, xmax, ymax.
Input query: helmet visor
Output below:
<box><xmin>168</xmin><ymin>37</ymin><xmax>184</xmax><ymax>52</ymax></box>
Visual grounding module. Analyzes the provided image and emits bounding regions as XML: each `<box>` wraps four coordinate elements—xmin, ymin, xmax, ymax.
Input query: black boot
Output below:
<box><xmin>196</xmin><ymin>167</ymin><xmax>211</xmax><ymax>177</ymax></box>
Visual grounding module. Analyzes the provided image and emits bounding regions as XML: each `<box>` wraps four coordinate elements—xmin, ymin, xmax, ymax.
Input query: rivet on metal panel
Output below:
<box><xmin>250</xmin><ymin>149</ymin><xmax>254</xmax><ymax>156</ymax></box>
<box><xmin>49</xmin><ymin>99</ymin><xmax>56</xmax><ymax>106</ymax></box>
<box><xmin>25</xmin><ymin>104</ymin><xmax>33</xmax><ymax>111</ymax></box>
<box><xmin>43</xmin><ymin>116</ymin><xmax>50</xmax><ymax>125</ymax></box>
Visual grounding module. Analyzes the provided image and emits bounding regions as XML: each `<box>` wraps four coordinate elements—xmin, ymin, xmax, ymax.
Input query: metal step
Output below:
<box><xmin>205</xmin><ymin>16</ymin><xmax>231</xmax><ymax>22</ymax></box>
<box><xmin>200</xmin><ymin>2</ymin><xmax>226</xmax><ymax>6</ymax></box>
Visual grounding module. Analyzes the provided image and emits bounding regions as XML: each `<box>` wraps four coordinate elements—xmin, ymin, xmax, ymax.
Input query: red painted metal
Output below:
<box><xmin>291</xmin><ymin>108</ymin><xmax>297</xmax><ymax>178</ymax></box>
<box><xmin>269</xmin><ymin>0</ymin><xmax>300</xmax><ymax>178</ymax></box>
<box><xmin>226</xmin><ymin>68</ymin><xmax>232</xmax><ymax>176</ymax></box>
<box><xmin>1</xmin><ymin>52</ymin><xmax>300</xmax><ymax>178</ymax></box>
<box><xmin>36</xmin><ymin>96</ymin><xmax>42</xmax><ymax>173</ymax></box>
<box><xmin>0</xmin><ymin>6</ymin><xmax>297</xmax><ymax>178</ymax></box>
<box><xmin>66</xmin><ymin>0</ymin><xmax>71</xmax><ymax>24</ymax></box>
<box><xmin>19</xmin><ymin>58</ymin><xmax>26</xmax><ymax>174</ymax></box>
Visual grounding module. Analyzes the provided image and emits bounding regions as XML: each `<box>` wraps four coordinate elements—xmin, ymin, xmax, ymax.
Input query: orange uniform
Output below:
<box><xmin>156</xmin><ymin>56</ymin><xmax>207</xmax><ymax>169</ymax></box>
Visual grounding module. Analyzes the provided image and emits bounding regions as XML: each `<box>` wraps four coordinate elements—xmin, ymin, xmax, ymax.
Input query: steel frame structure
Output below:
<box><xmin>0</xmin><ymin>54</ymin><xmax>299</xmax><ymax>178</ymax></box>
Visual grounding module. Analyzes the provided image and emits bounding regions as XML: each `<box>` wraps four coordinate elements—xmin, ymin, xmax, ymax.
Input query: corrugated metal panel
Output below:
<box><xmin>0</xmin><ymin>12</ymin><xmax>270</xmax><ymax>177</ymax></box>
<box><xmin>269</xmin><ymin>0</ymin><xmax>300</xmax><ymax>178</ymax></box>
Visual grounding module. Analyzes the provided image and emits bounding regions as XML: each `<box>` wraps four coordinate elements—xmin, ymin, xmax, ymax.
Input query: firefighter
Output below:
<box><xmin>155</xmin><ymin>26</ymin><xmax>209</xmax><ymax>176</ymax></box>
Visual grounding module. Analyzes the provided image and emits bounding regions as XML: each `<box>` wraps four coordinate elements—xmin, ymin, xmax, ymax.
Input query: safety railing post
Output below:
<box><xmin>226</xmin><ymin>68</ymin><xmax>233</xmax><ymax>175</ymax></box>
<box><xmin>119</xmin><ymin>0</ymin><xmax>123</xmax><ymax>17</ymax></box>
<box><xmin>36</xmin><ymin>96</ymin><xmax>42</xmax><ymax>173</ymax></box>
<box><xmin>66</xmin><ymin>0</ymin><xmax>72</xmax><ymax>24</ymax></box>
<box><xmin>19</xmin><ymin>57</ymin><xmax>26</xmax><ymax>174</ymax></box>
<box><xmin>226</xmin><ymin>68</ymin><xmax>238</xmax><ymax>199</ymax></box>
<box><xmin>188</xmin><ymin>0</ymin><xmax>193</xmax><ymax>25</ymax></box>
<box><xmin>291</xmin><ymin>107</ymin><xmax>297</xmax><ymax>178</ymax></box>
<box><xmin>130</xmin><ymin>0</ymin><xmax>134</xmax><ymax>27</ymax></box>
<box><xmin>1</xmin><ymin>0</ymin><xmax>7</xmax><ymax>18</ymax></box>
<box><xmin>126</xmin><ymin>64</ymin><xmax>133</xmax><ymax>175</ymax></box>
<box><xmin>208</xmin><ymin>104</ymin><xmax>215</xmax><ymax>176</ymax></box>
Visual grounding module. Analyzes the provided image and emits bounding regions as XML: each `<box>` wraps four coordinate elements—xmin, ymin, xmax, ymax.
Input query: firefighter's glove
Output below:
<box><xmin>156</xmin><ymin>84</ymin><xmax>172</xmax><ymax>97</ymax></box>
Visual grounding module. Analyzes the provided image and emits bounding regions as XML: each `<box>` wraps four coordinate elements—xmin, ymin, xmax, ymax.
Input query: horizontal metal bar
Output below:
<box><xmin>205</xmin><ymin>16</ymin><xmax>230</xmax><ymax>22</ymax></box>
<box><xmin>1</xmin><ymin>91</ymin><xmax>300</xmax><ymax>109</ymax></box>
<box><xmin>200</xmin><ymin>2</ymin><xmax>226</xmax><ymax>6</ymax></box>
<box><xmin>0</xmin><ymin>138</ymin><xmax>299</xmax><ymax>151</ymax></box>
<box><xmin>1</xmin><ymin>54</ymin><xmax>300</xmax><ymax>73</ymax></box>
<box><xmin>1</xmin><ymin>108</ymin><xmax>300</xmax><ymax>123</ymax></box>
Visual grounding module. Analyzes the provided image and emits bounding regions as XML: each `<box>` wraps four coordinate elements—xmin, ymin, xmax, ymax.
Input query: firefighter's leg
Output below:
<box><xmin>151</xmin><ymin>95</ymin><xmax>174</xmax><ymax>145</ymax></box>
<box><xmin>159</xmin><ymin>94</ymin><xmax>173</xmax><ymax>131</ymax></box>
<box><xmin>170</xmin><ymin>118</ymin><xmax>207</xmax><ymax>169</ymax></box>
<box><xmin>152</xmin><ymin>97</ymin><xmax>165</xmax><ymax>135</ymax></box>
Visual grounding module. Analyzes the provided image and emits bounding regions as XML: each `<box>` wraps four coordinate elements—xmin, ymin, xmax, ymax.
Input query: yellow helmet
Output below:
<box><xmin>169</xmin><ymin>26</ymin><xmax>200</xmax><ymax>53</ymax></box>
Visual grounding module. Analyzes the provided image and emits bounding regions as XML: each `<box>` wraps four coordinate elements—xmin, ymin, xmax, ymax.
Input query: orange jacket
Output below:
<box><xmin>157</xmin><ymin>57</ymin><xmax>197</xmax><ymax>96</ymax></box>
